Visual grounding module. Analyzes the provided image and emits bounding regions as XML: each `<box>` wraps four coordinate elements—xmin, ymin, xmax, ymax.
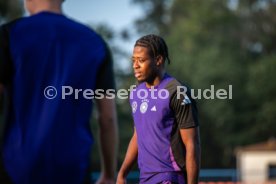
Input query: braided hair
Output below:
<box><xmin>134</xmin><ymin>34</ymin><xmax>171</xmax><ymax>64</ymax></box>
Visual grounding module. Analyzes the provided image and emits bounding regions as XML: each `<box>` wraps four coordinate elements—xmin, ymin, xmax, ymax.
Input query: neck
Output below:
<box><xmin>145</xmin><ymin>70</ymin><xmax>166</xmax><ymax>88</ymax></box>
<box><xmin>30</xmin><ymin>2</ymin><xmax>62</xmax><ymax>15</ymax></box>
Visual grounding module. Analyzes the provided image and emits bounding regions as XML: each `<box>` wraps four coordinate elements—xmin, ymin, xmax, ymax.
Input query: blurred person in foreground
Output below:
<box><xmin>0</xmin><ymin>0</ymin><xmax>117</xmax><ymax>183</ymax></box>
<box><xmin>117</xmin><ymin>35</ymin><xmax>201</xmax><ymax>184</ymax></box>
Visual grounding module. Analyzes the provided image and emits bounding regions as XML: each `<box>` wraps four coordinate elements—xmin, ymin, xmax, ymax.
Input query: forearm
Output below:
<box><xmin>96</xmin><ymin>97</ymin><xmax>118</xmax><ymax>180</ymax></box>
<box><xmin>180</xmin><ymin>127</ymin><xmax>201</xmax><ymax>184</ymax></box>
<box><xmin>98</xmin><ymin>114</ymin><xmax>118</xmax><ymax>179</ymax></box>
<box><xmin>185</xmin><ymin>143</ymin><xmax>201</xmax><ymax>184</ymax></box>
<box><xmin>118</xmin><ymin>133</ymin><xmax>138</xmax><ymax>177</ymax></box>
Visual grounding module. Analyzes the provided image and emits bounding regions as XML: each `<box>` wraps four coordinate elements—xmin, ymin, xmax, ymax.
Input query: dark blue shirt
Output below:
<box><xmin>0</xmin><ymin>12</ymin><xmax>114</xmax><ymax>184</ymax></box>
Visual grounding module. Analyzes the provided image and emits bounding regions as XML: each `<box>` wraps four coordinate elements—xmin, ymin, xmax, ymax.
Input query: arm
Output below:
<box><xmin>180</xmin><ymin>127</ymin><xmax>201</xmax><ymax>184</ymax></box>
<box><xmin>169</xmin><ymin>84</ymin><xmax>200</xmax><ymax>183</ymax></box>
<box><xmin>117</xmin><ymin>129</ymin><xmax>138</xmax><ymax>184</ymax></box>
<box><xmin>96</xmin><ymin>97</ymin><xmax>118</xmax><ymax>184</ymax></box>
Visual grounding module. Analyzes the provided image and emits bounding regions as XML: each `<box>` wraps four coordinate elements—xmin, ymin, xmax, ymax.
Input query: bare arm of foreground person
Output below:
<box><xmin>95</xmin><ymin>97</ymin><xmax>118</xmax><ymax>184</ymax></box>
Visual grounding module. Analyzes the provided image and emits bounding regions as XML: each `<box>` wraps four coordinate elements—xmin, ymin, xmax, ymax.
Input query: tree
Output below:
<box><xmin>0</xmin><ymin>0</ymin><xmax>23</xmax><ymax>23</ymax></box>
<box><xmin>132</xmin><ymin>0</ymin><xmax>276</xmax><ymax>168</ymax></box>
<box><xmin>132</xmin><ymin>0</ymin><xmax>172</xmax><ymax>35</ymax></box>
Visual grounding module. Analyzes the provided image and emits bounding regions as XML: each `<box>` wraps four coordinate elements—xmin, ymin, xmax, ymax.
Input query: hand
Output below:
<box><xmin>116</xmin><ymin>173</ymin><xmax>127</xmax><ymax>184</ymax></box>
<box><xmin>95</xmin><ymin>175</ymin><xmax>115</xmax><ymax>184</ymax></box>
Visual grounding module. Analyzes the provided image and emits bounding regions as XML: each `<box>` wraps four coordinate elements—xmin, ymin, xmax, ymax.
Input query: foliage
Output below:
<box><xmin>131</xmin><ymin>0</ymin><xmax>276</xmax><ymax>168</ymax></box>
<box><xmin>0</xmin><ymin>0</ymin><xmax>23</xmax><ymax>23</ymax></box>
<box><xmin>1</xmin><ymin>0</ymin><xmax>275</xmax><ymax>170</ymax></box>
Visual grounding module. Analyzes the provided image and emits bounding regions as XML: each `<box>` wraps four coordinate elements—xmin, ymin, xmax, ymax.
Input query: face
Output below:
<box><xmin>132</xmin><ymin>46</ymin><xmax>157</xmax><ymax>83</ymax></box>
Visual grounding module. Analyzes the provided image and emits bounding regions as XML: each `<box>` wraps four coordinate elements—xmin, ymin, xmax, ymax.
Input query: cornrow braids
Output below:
<box><xmin>134</xmin><ymin>34</ymin><xmax>171</xmax><ymax>64</ymax></box>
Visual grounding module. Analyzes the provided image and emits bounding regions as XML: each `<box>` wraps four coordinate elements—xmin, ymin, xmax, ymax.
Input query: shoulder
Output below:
<box><xmin>0</xmin><ymin>18</ymin><xmax>23</xmax><ymax>32</ymax></box>
<box><xmin>165</xmin><ymin>77</ymin><xmax>190</xmax><ymax>96</ymax></box>
<box><xmin>164</xmin><ymin>76</ymin><xmax>196</xmax><ymax>107</ymax></box>
<box><xmin>63</xmin><ymin>16</ymin><xmax>105</xmax><ymax>44</ymax></box>
<box><xmin>0</xmin><ymin>18</ymin><xmax>23</xmax><ymax>46</ymax></box>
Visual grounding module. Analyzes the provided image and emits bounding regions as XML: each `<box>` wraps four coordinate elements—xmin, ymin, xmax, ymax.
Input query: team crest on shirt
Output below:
<box><xmin>140</xmin><ymin>99</ymin><xmax>149</xmax><ymax>114</ymax></box>
<box><xmin>132</xmin><ymin>101</ymin><xmax>138</xmax><ymax>113</ymax></box>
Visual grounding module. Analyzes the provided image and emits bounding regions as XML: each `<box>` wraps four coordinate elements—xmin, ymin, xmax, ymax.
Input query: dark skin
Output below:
<box><xmin>95</xmin><ymin>97</ymin><xmax>118</xmax><ymax>184</ymax></box>
<box><xmin>132</xmin><ymin>46</ymin><xmax>165</xmax><ymax>87</ymax></box>
<box><xmin>117</xmin><ymin>46</ymin><xmax>201</xmax><ymax>184</ymax></box>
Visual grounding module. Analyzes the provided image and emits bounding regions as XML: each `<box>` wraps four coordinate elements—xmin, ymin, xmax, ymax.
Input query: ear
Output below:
<box><xmin>155</xmin><ymin>55</ymin><xmax>164</xmax><ymax>66</ymax></box>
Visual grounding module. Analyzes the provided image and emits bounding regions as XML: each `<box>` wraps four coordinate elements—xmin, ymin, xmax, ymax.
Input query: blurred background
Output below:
<box><xmin>0</xmin><ymin>0</ymin><xmax>276</xmax><ymax>183</ymax></box>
